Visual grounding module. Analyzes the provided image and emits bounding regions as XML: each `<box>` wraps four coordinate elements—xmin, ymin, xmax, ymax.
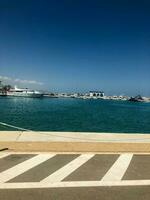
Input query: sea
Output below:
<box><xmin>0</xmin><ymin>97</ymin><xmax>150</xmax><ymax>133</ymax></box>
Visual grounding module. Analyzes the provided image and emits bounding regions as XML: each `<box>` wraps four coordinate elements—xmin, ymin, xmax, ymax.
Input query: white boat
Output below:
<box><xmin>7</xmin><ymin>86</ymin><xmax>43</xmax><ymax>98</ymax></box>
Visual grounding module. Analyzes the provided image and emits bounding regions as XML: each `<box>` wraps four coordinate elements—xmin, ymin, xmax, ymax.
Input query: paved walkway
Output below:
<box><xmin>1</xmin><ymin>131</ymin><xmax>150</xmax><ymax>142</ymax></box>
<box><xmin>1</xmin><ymin>131</ymin><xmax>150</xmax><ymax>152</ymax></box>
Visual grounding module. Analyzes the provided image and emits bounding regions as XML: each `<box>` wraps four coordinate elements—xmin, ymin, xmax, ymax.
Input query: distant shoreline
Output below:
<box><xmin>0</xmin><ymin>94</ymin><xmax>150</xmax><ymax>103</ymax></box>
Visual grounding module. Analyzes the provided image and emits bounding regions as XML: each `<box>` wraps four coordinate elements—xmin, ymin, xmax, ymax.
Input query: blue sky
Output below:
<box><xmin>0</xmin><ymin>0</ymin><xmax>150</xmax><ymax>96</ymax></box>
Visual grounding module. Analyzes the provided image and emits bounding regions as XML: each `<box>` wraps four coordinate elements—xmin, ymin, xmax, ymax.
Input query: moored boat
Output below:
<box><xmin>128</xmin><ymin>95</ymin><xmax>144</xmax><ymax>102</ymax></box>
<box><xmin>7</xmin><ymin>86</ymin><xmax>43</xmax><ymax>98</ymax></box>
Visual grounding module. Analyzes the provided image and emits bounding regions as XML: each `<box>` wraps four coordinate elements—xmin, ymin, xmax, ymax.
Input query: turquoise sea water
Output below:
<box><xmin>0</xmin><ymin>97</ymin><xmax>150</xmax><ymax>133</ymax></box>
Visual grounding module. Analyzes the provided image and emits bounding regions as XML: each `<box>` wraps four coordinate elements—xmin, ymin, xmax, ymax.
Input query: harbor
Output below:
<box><xmin>0</xmin><ymin>81</ymin><xmax>150</xmax><ymax>102</ymax></box>
<box><xmin>0</xmin><ymin>97</ymin><xmax>150</xmax><ymax>133</ymax></box>
<box><xmin>1</xmin><ymin>0</ymin><xmax>150</xmax><ymax>199</ymax></box>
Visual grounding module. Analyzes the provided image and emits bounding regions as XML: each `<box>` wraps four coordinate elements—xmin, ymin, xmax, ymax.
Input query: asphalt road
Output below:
<box><xmin>1</xmin><ymin>186</ymin><xmax>150</xmax><ymax>200</ymax></box>
<box><xmin>0</xmin><ymin>152</ymin><xmax>150</xmax><ymax>200</ymax></box>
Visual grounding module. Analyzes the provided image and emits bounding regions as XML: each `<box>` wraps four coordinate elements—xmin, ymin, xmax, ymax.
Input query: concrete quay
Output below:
<box><xmin>0</xmin><ymin>131</ymin><xmax>150</xmax><ymax>152</ymax></box>
<box><xmin>1</xmin><ymin>132</ymin><xmax>150</xmax><ymax>200</ymax></box>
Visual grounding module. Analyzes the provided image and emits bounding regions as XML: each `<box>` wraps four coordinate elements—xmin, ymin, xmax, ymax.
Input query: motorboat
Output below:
<box><xmin>7</xmin><ymin>86</ymin><xmax>43</xmax><ymax>98</ymax></box>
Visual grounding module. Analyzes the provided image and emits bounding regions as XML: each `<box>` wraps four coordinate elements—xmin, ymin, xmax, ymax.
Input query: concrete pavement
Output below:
<box><xmin>1</xmin><ymin>131</ymin><xmax>150</xmax><ymax>152</ymax></box>
<box><xmin>1</xmin><ymin>131</ymin><xmax>150</xmax><ymax>142</ymax></box>
<box><xmin>1</xmin><ymin>131</ymin><xmax>150</xmax><ymax>199</ymax></box>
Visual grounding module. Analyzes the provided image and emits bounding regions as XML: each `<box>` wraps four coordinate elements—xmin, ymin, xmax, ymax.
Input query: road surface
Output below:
<box><xmin>0</xmin><ymin>152</ymin><xmax>150</xmax><ymax>200</ymax></box>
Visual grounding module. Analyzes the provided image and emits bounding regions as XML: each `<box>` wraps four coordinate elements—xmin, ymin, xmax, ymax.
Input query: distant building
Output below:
<box><xmin>0</xmin><ymin>81</ymin><xmax>3</xmax><ymax>92</ymax></box>
<box><xmin>89</xmin><ymin>91</ymin><xmax>104</xmax><ymax>97</ymax></box>
<box><xmin>70</xmin><ymin>93</ymin><xmax>80</xmax><ymax>98</ymax></box>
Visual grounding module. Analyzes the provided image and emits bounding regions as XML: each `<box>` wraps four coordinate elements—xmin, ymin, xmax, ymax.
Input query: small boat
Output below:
<box><xmin>7</xmin><ymin>86</ymin><xmax>43</xmax><ymax>98</ymax></box>
<box><xmin>128</xmin><ymin>95</ymin><xmax>144</xmax><ymax>102</ymax></box>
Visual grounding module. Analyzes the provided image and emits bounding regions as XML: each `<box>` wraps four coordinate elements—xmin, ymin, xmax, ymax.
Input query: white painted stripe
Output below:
<box><xmin>101</xmin><ymin>154</ymin><xmax>133</xmax><ymax>181</ymax></box>
<box><xmin>0</xmin><ymin>153</ymin><xmax>10</xmax><ymax>159</ymax></box>
<box><xmin>41</xmin><ymin>154</ymin><xmax>94</xmax><ymax>183</ymax></box>
<box><xmin>0</xmin><ymin>154</ymin><xmax>55</xmax><ymax>183</ymax></box>
<box><xmin>1</xmin><ymin>180</ymin><xmax>150</xmax><ymax>189</ymax></box>
<box><xmin>0</xmin><ymin>121</ymin><xmax>32</xmax><ymax>131</ymax></box>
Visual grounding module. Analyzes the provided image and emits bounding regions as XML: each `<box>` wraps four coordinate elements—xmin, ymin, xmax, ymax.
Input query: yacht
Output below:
<box><xmin>7</xmin><ymin>86</ymin><xmax>43</xmax><ymax>98</ymax></box>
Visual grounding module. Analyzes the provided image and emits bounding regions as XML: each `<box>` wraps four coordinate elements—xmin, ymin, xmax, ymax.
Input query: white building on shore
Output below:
<box><xmin>89</xmin><ymin>91</ymin><xmax>104</xmax><ymax>97</ymax></box>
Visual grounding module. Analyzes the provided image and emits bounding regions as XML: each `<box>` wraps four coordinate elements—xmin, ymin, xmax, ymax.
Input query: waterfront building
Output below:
<box><xmin>0</xmin><ymin>81</ymin><xmax>3</xmax><ymax>95</ymax></box>
<box><xmin>0</xmin><ymin>81</ymin><xmax>3</xmax><ymax>91</ymax></box>
<box><xmin>70</xmin><ymin>93</ymin><xmax>80</xmax><ymax>98</ymax></box>
<box><xmin>89</xmin><ymin>91</ymin><xmax>104</xmax><ymax>97</ymax></box>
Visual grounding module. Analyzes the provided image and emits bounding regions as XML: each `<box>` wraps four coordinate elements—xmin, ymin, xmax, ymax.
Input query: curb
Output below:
<box><xmin>0</xmin><ymin>142</ymin><xmax>150</xmax><ymax>152</ymax></box>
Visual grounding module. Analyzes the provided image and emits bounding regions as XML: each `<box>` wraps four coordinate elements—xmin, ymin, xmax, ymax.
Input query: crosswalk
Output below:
<box><xmin>101</xmin><ymin>154</ymin><xmax>133</xmax><ymax>181</ymax></box>
<box><xmin>0</xmin><ymin>154</ymin><xmax>55</xmax><ymax>183</ymax></box>
<box><xmin>0</xmin><ymin>152</ymin><xmax>150</xmax><ymax>189</ymax></box>
<box><xmin>0</xmin><ymin>153</ymin><xmax>11</xmax><ymax>159</ymax></box>
<box><xmin>41</xmin><ymin>154</ymin><xmax>94</xmax><ymax>183</ymax></box>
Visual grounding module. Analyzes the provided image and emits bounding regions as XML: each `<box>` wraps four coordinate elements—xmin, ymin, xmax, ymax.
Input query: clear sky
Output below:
<box><xmin>0</xmin><ymin>0</ymin><xmax>150</xmax><ymax>96</ymax></box>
